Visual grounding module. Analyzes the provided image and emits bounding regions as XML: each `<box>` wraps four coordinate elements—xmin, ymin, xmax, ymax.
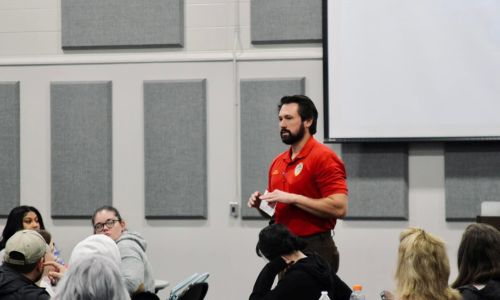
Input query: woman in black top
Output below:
<box><xmin>249</xmin><ymin>224</ymin><xmax>351</xmax><ymax>300</ymax></box>
<box><xmin>452</xmin><ymin>223</ymin><xmax>500</xmax><ymax>300</ymax></box>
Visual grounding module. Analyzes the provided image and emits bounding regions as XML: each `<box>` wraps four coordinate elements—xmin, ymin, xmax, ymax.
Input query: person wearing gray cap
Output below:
<box><xmin>0</xmin><ymin>229</ymin><xmax>50</xmax><ymax>300</ymax></box>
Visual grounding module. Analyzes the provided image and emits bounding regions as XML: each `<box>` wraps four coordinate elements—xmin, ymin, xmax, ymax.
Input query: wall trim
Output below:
<box><xmin>0</xmin><ymin>49</ymin><xmax>322</xmax><ymax>66</ymax></box>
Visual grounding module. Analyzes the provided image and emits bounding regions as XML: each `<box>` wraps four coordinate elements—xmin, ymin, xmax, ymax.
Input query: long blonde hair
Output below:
<box><xmin>395</xmin><ymin>227</ymin><xmax>461</xmax><ymax>300</ymax></box>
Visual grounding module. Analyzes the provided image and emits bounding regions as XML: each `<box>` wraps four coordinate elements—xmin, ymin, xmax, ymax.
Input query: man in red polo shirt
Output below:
<box><xmin>247</xmin><ymin>95</ymin><xmax>348</xmax><ymax>273</ymax></box>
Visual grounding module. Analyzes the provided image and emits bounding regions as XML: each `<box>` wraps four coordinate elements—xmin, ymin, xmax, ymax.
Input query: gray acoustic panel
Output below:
<box><xmin>51</xmin><ymin>82</ymin><xmax>112</xmax><ymax>218</ymax></box>
<box><xmin>251</xmin><ymin>0</ymin><xmax>322</xmax><ymax>44</ymax></box>
<box><xmin>342</xmin><ymin>143</ymin><xmax>409</xmax><ymax>220</ymax></box>
<box><xmin>240</xmin><ymin>78</ymin><xmax>305</xmax><ymax>218</ymax></box>
<box><xmin>144</xmin><ymin>80</ymin><xmax>207</xmax><ymax>219</ymax></box>
<box><xmin>0</xmin><ymin>82</ymin><xmax>20</xmax><ymax>217</ymax></box>
<box><xmin>61</xmin><ymin>0</ymin><xmax>184</xmax><ymax>49</ymax></box>
<box><xmin>445</xmin><ymin>143</ymin><xmax>500</xmax><ymax>221</ymax></box>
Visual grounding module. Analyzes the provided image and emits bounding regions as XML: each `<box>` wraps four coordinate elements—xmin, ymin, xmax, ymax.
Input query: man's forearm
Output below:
<box><xmin>293</xmin><ymin>193</ymin><xmax>348</xmax><ymax>219</ymax></box>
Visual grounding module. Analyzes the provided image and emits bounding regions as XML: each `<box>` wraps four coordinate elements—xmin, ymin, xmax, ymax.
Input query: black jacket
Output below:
<box><xmin>250</xmin><ymin>253</ymin><xmax>350</xmax><ymax>300</ymax></box>
<box><xmin>0</xmin><ymin>264</ymin><xmax>50</xmax><ymax>300</ymax></box>
<box><xmin>459</xmin><ymin>272</ymin><xmax>500</xmax><ymax>300</ymax></box>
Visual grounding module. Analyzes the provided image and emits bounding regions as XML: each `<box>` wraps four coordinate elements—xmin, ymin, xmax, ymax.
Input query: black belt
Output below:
<box><xmin>301</xmin><ymin>231</ymin><xmax>332</xmax><ymax>240</ymax></box>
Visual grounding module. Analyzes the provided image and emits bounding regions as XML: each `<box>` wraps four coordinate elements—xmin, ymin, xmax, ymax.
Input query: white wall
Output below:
<box><xmin>0</xmin><ymin>1</ymin><xmax>471</xmax><ymax>299</ymax></box>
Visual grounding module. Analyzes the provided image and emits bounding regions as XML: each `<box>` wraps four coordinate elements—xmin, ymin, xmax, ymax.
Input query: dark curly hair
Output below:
<box><xmin>256</xmin><ymin>224</ymin><xmax>307</xmax><ymax>260</ymax></box>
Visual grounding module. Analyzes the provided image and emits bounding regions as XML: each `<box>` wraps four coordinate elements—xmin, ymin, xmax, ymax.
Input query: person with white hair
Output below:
<box><xmin>44</xmin><ymin>234</ymin><xmax>122</xmax><ymax>283</ymax></box>
<box><xmin>52</xmin><ymin>254</ymin><xmax>130</xmax><ymax>300</ymax></box>
<box><xmin>68</xmin><ymin>234</ymin><xmax>121</xmax><ymax>266</ymax></box>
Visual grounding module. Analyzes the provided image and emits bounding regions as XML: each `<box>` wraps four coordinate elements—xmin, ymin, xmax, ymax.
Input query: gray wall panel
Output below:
<box><xmin>240</xmin><ymin>78</ymin><xmax>305</xmax><ymax>218</ymax></box>
<box><xmin>62</xmin><ymin>0</ymin><xmax>184</xmax><ymax>49</ymax></box>
<box><xmin>251</xmin><ymin>0</ymin><xmax>322</xmax><ymax>44</ymax></box>
<box><xmin>0</xmin><ymin>82</ymin><xmax>20</xmax><ymax>216</ymax></box>
<box><xmin>342</xmin><ymin>143</ymin><xmax>409</xmax><ymax>220</ymax></box>
<box><xmin>445</xmin><ymin>143</ymin><xmax>500</xmax><ymax>221</ymax></box>
<box><xmin>144</xmin><ymin>80</ymin><xmax>207</xmax><ymax>218</ymax></box>
<box><xmin>51</xmin><ymin>82</ymin><xmax>113</xmax><ymax>218</ymax></box>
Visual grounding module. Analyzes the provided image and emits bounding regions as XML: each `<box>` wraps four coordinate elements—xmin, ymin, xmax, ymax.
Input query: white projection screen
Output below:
<box><xmin>323</xmin><ymin>0</ymin><xmax>500</xmax><ymax>142</ymax></box>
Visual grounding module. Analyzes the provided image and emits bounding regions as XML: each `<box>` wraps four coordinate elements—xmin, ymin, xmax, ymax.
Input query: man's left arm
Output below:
<box><xmin>259</xmin><ymin>152</ymin><xmax>348</xmax><ymax>219</ymax></box>
<box><xmin>259</xmin><ymin>190</ymin><xmax>347</xmax><ymax>219</ymax></box>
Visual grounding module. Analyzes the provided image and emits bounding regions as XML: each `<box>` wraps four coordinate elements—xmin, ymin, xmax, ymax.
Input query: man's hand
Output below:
<box><xmin>259</xmin><ymin>189</ymin><xmax>296</xmax><ymax>204</ymax></box>
<box><xmin>247</xmin><ymin>191</ymin><xmax>262</xmax><ymax>208</ymax></box>
<box><xmin>260</xmin><ymin>189</ymin><xmax>347</xmax><ymax>219</ymax></box>
<box><xmin>43</xmin><ymin>260</ymin><xmax>67</xmax><ymax>285</ymax></box>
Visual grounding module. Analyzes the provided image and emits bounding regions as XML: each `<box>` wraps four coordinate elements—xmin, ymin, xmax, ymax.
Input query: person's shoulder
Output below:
<box><xmin>19</xmin><ymin>284</ymin><xmax>50</xmax><ymax>300</ymax></box>
<box><xmin>309</xmin><ymin>142</ymin><xmax>342</xmax><ymax>166</ymax></box>
<box><xmin>458</xmin><ymin>285</ymin><xmax>481</xmax><ymax>300</ymax></box>
<box><xmin>118</xmin><ymin>231</ymin><xmax>145</xmax><ymax>242</ymax></box>
<box><xmin>310</xmin><ymin>140</ymin><xmax>337</xmax><ymax>156</ymax></box>
<box><xmin>269</xmin><ymin>149</ymin><xmax>289</xmax><ymax>168</ymax></box>
<box><xmin>274</xmin><ymin>149</ymin><xmax>289</xmax><ymax>160</ymax></box>
<box><xmin>117</xmin><ymin>231</ymin><xmax>148</xmax><ymax>252</ymax></box>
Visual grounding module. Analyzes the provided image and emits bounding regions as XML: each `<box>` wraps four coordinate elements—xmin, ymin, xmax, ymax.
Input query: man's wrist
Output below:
<box><xmin>292</xmin><ymin>194</ymin><xmax>302</xmax><ymax>205</ymax></box>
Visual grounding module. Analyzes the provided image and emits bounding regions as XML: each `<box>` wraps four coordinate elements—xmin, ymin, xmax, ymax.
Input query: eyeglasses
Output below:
<box><xmin>93</xmin><ymin>219</ymin><xmax>120</xmax><ymax>233</ymax></box>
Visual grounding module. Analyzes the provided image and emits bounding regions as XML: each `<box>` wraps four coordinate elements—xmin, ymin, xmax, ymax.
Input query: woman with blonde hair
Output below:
<box><xmin>391</xmin><ymin>227</ymin><xmax>461</xmax><ymax>300</ymax></box>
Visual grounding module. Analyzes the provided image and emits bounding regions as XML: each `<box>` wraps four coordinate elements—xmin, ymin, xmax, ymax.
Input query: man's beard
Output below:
<box><xmin>280</xmin><ymin>123</ymin><xmax>306</xmax><ymax>145</ymax></box>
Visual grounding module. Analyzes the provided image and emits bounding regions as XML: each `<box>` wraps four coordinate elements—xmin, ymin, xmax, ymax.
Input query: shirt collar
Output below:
<box><xmin>283</xmin><ymin>136</ymin><xmax>317</xmax><ymax>163</ymax></box>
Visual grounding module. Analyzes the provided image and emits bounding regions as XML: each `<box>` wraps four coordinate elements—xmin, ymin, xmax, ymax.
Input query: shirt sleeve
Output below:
<box><xmin>314</xmin><ymin>153</ymin><xmax>348</xmax><ymax>197</ymax></box>
<box><xmin>249</xmin><ymin>258</ymin><xmax>287</xmax><ymax>300</ymax></box>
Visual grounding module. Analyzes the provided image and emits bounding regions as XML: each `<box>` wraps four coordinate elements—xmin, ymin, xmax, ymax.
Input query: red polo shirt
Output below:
<box><xmin>268</xmin><ymin>136</ymin><xmax>348</xmax><ymax>236</ymax></box>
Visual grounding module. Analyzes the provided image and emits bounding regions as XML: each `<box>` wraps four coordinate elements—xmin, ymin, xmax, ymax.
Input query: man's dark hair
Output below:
<box><xmin>278</xmin><ymin>95</ymin><xmax>318</xmax><ymax>135</ymax></box>
<box><xmin>0</xmin><ymin>206</ymin><xmax>46</xmax><ymax>250</ymax></box>
<box><xmin>91</xmin><ymin>205</ymin><xmax>123</xmax><ymax>227</ymax></box>
<box><xmin>37</xmin><ymin>229</ymin><xmax>52</xmax><ymax>245</ymax></box>
<box><xmin>256</xmin><ymin>224</ymin><xmax>307</xmax><ymax>260</ymax></box>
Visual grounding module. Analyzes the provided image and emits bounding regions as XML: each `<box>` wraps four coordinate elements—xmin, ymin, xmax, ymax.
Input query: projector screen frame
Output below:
<box><xmin>321</xmin><ymin>0</ymin><xmax>500</xmax><ymax>144</ymax></box>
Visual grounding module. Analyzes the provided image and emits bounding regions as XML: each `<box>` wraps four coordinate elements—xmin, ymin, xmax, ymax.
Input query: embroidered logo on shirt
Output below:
<box><xmin>272</xmin><ymin>169</ymin><xmax>280</xmax><ymax>175</ymax></box>
<box><xmin>294</xmin><ymin>163</ymin><xmax>303</xmax><ymax>176</ymax></box>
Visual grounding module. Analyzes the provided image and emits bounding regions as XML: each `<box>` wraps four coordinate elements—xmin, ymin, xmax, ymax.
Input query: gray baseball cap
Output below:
<box><xmin>4</xmin><ymin>230</ymin><xmax>47</xmax><ymax>265</ymax></box>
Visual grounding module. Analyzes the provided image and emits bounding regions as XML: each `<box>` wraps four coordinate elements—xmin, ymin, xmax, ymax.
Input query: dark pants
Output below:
<box><xmin>303</xmin><ymin>231</ymin><xmax>339</xmax><ymax>274</ymax></box>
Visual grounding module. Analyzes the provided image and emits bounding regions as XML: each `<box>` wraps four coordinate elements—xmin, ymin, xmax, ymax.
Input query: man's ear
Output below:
<box><xmin>37</xmin><ymin>256</ymin><xmax>46</xmax><ymax>272</ymax></box>
<box><xmin>303</xmin><ymin>118</ymin><xmax>313</xmax><ymax>129</ymax></box>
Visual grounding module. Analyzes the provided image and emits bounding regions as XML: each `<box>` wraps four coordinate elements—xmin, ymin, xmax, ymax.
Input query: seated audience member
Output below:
<box><xmin>92</xmin><ymin>205</ymin><xmax>155</xmax><ymax>294</ymax></box>
<box><xmin>0</xmin><ymin>205</ymin><xmax>64</xmax><ymax>265</ymax></box>
<box><xmin>386</xmin><ymin>227</ymin><xmax>461</xmax><ymax>300</ymax></box>
<box><xmin>52</xmin><ymin>254</ymin><xmax>131</xmax><ymax>300</ymax></box>
<box><xmin>36</xmin><ymin>229</ymin><xmax>57</xmax><ymax>296</ymax></box>
<box><xmin>0</xmin><ymin>230</ymin><xmax>50</xmax><ymax>300</ymax></box>
<box><xmin>44</xmin><ymin>234</ymin><xmax>122</xmax><ymax>284</ymax></box>
<box><xmin>250</xmin><ymin>224</ymin><xmax>343</xmax><ymax>300</ymax></box>
<box><xmin>69</xmin><ymin>234</ymin><xmax>121</xmax><ymax>266</ymax></box>
<box><xmin>451</xmin><ymin>223</ymin><xmax>500</xmax><ymax>299</ymax></box>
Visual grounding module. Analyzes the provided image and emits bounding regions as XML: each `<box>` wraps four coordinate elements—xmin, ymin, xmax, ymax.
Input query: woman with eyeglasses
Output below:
<box><xmin>92</xmin><ymin>205</ymin><xmax>155</xmax><ymax>295</ymax></box>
